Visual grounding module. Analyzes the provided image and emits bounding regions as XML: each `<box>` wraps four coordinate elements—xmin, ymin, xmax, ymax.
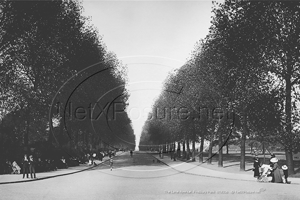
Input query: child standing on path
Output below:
<box><xmin>110</xmin><ymin>156</ymin><xmax>113</xmax><ymax>171</ymax></box>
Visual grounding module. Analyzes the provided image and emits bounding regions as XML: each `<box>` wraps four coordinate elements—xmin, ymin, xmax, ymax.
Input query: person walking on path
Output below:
<box><xmin>29</xmin><ymin>154</ymin><xmax>36</xmax><ymax>179</ymax></box>
<box><xmin>92</xmin><ymin>153</ymin><xmax>97</xmax><ymax>166</ymax></box>
<box><xmin>22</xmin><ymin>154</ymin><xmax>29</xmax><ymax>179</ymax></box>
<box><xmin>177</xmin><ymin>148</ymin><xmax>180</xmax><ymax>159</ymax></box>
<box><xmin>109</xmin><ymin>156</ymin><xmax>113</xmax><ymax>171</ymax></box>
<box><xmin>173</xmin><ymin>150</ymin><xmax>177</xmax><ymax>161</ymax></box>
<box><xmin>253</xmin><ymin>156</ymin><xmax>261</xmax><ymax>181</ymax></box>
<box><xmin>130</xmin><ymin>150</ymin><xmax>133</xmax><ymax>157</ymax></box>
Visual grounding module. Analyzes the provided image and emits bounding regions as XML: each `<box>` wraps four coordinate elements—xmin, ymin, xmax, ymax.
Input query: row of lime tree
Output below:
<box><xmin>139</xmin><ymin>1</ymin><xmax>300</xmax><ymax>174</ymax></box>
<box><xmin>0</xmin><ymin>0</ymin><xmax>135</xmax><ymax>161</ymax></box>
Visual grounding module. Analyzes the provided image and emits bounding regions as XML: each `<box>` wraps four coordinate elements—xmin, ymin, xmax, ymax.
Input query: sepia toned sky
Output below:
<box><xmin>82</xmin><ymin>0</ymin><xmax>215</xmax><ymax>148</ymax></box>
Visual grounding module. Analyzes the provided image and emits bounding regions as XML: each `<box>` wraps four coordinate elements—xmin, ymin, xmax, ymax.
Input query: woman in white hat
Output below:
<box><xmin>270</xmin><ymin>158</ymin><xmax>284</xmax><ymax>183</ymax></box>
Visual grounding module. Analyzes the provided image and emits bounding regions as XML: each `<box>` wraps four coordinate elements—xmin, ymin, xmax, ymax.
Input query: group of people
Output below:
<box><xmin>1</xmin><ymin>149</ymin><xmax>121</xmax><ymax>177</ymax></box>
<box><xmin>2</xmin><ymin>160</ymin><xmax>21</xmax><ymax>174</ymax></box>
<box><xmin>22</xmin><ymin>154</ymin><xmax>36</xmax><ymax>179</ymax></box>
<box><xmin>84</xmin><ymin>150</ymin><xmax>119</xmax><ymax>171</ymax></box>
<box><xmin>2</xmin><ymin>155</ymin><xmax>71</xmax><ymax>176</ymax></box>
<box><xmin>86</xmin><ymin>150</ymin><xmax>117</xmax><ymax>166</ymax></box>
<box><xmin>253</xmin><ymin>154</ymin><xmax>290</xmax><ymax>184</ymax></box>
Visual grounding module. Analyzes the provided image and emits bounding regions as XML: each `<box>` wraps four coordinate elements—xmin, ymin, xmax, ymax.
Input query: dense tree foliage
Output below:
<box><xmin>0</xmin><ymin>0</ymin><xmax>135</xmax><ymax>162</ymax></box>
<box><xmin>140</xmin><ymin>1</ymin><xmax>300</xmax><ymax>174</ymax></box>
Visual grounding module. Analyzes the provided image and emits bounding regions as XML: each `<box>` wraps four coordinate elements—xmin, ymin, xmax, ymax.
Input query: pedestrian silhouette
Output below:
<box><xmin>110</xmin><ymin>156</ymin><xmax>113</xmax><ymax>171</ymax></box>
<box><xmin>29</xmin><ymin>155</ymin><xmax>36</xmax><ymax>179</ymax></box>
<box><xmin>130</xmin><ymin>150</ymin><xmax>133</xmax><ymax>157</ymax></box>
<box><xmin>22</xmin><ymin>154</ymin><xmax>29</xmax><ymax>179</ymax></box>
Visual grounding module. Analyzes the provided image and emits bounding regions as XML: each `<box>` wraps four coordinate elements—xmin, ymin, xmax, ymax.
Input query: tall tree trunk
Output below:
<box><xmin>240</xmin><ymin>132</ymin><xmax>246</xmax><ymax>171</ymax></box>
<box><xmin>85</xmin><ymin>132</ymin><xmax>88</xmax><ymax>149</ymax></box>
<box><xmin>240</xmin><ymin>109</ymin><xmax>248</xmax><ymax>171</ymax></box>
<box><xmin>285</xmin><ymin>72</ymin><xmax>295</xmax><ymax>174</ymax></box>
<box><xmin>207</xmin><ymin>136</ymin><xmax>213</xmax><ymax>164</ymax></box>
<box><xmin>173</xmin><ymin>142</ymin><xmax>176</xmax><ymax>161</ymax></box>
<box><xmin>218</xmin><ymin>127</ymin><xmax>223</xmax><ymax>167</ymax></box>
<box><xmin>182</xmin><ymin>140</ymin><xmax>186</xmax><ymax>159</ymax></box>
<box><xmin>24</xmin><ymin>117</ymin><xmax>29</xmax><ymax>147</ymax></box>
<box><xmin>48</xmin><ymin>102</ymin><xmax>57</xmax><ymax>145</ymax></box>
<box><xmin>48</xmin><ymin>123</ymin><xmax>53</xmax><ymax>145</ymax></box>
<box><xmin>59</xmin><ymin>123</ymin><xmax>64</xmax><ymax>147</ymax></box>
<box><xmin>199</xmin><ymin>136</ymin><xmax>204</xmax><ymax>163</ymax></box>
<box><xmin>24</xmin><ymin>107</ymin><xmax>31</xmax><ymax>148</ymax></box>
<box><xmin>173</xmin><ymin>142</ymin><xmax>176</xmax><ymax>154</ymax></box>
<box><xmin>199</xmin><ymin>126</ymin><xmax>206</xmax><ymax>163</ymax></box>
<box><xmin>192</xmin><ymin>140</ymin><xmax>196</xmax><ymax>161</ymax></box>
<box><xmin>186</xmin><ymin>139</ymin><xmax>190</xmax><ymax>160</ymax></box>
<box><xmin>226</xmin><ymin>143</ymin><xmax>229</xmax><ymax>155</ymax></box>
<box><xmin>177</xmin><ymin>141</ymin><xmax>181</xmax><ymax>158</ymax></box>
<box><xmin>192</xmin><ymin>123</ymin><xmax>196</xmax><ymax>161</ymax></box>
<box><xmin>174</xmin><ymin>142</ymin><xmax>176</xmax><ymax>152</ymax></box>
<box><xmin>262</xmin><ymin>140</ymin><xmax>266</xmax><ymax>164</ymax></box>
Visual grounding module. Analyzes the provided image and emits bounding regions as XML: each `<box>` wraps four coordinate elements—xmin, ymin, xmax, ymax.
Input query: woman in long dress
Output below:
<box><xmin>270</xmin><ymin>157</ymin><xmax>284</xmax><ymax>183</ymax></box>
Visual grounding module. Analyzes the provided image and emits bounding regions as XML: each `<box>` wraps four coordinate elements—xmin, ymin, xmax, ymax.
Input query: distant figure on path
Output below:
<box><xmin>92</xmin><ymin>153</ymin><xmax>97</xmax><ymax>166</ymax></box>
<box><xmin>110</xmin><ymin>156</ymin><xmax>113</xmax><ymax>171</ymax></box>
<box><xmin>61</xmin><ymin>156</ymin><xmax>68</xmax><ymax>168</ymax></box>
<box><xmin>130</xmin><ymin>150</ymin><xmax>133</xmax><ymax>157</ymax></box>
<box><xmin>22</xmin><ymin>154</ymin><xmax>29</xmax><ymax>178</ymax></box>
<box><xmin>173</xmin><ymin>149</ymin><xmax>176</xmax><ymax>161</ymax></box>
<box><xmin>253</xmin><ymin>156</ymin><xmax>261</xmax><ymax>180</ymax></box>
<box><xmin>160</xmin><ymin>149</ymin><xmax>163</xmax><ymax>159</ymax></box>
<box><xmin>99</xmin><ymin>152</ymin><xmax>103</xmax><ymax>162</ymax></box>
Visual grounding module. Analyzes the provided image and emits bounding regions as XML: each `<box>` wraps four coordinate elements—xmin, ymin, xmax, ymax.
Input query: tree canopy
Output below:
<box><xmin>140</xmin><ymin>0</ymin><xmax>300</xmax><ymax>174</ymax></box>
<box><xmin>0</xmin><ymin>0</ymin><xmax>135</xmax><ymax>161</ymax></box>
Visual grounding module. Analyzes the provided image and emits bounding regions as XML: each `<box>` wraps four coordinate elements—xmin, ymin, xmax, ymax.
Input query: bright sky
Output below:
<box><xmin>82</xmin><ymin>0</ymin><xmax>214</xmax><ymax>149</ymax></box>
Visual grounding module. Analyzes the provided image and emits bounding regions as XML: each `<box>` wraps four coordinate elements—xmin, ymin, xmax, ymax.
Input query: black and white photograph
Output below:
<box><xmin>0</xmin><ymin>0</ymin><xmax>300</xmax><ymax>199</ymax></box>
